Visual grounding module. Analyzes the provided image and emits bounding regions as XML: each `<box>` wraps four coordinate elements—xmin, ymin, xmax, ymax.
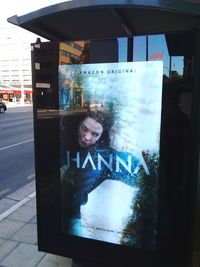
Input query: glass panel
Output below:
<box><xmin>57</xmin><ymin>32</ymin><xmax>194</xmax><ymax>258</ymax></box>
<box><xmin>33</xmin><ymin>31</ymin><xmax>196</xmax><ymax>266</ymax></box>
<box><xmin>132</xmin><ymin>34</ymin><xmax>186</xmax><ymax>79</ymax></box>
<box><xmin>133</xmin><ymin>36</ymin><xmax>147</xmax><ymax>62</ymax></box>
<box><xmin>59</xmin><ymin>37</ymin><xmax>163</xmax><ymax>250</ymax></box>
<box><xmin>171</xmin><ymin>56</ymin><xmax>184</xmax><ymax>77</ymax></box>
<box><xmin>118</xmin><ymin>37</ymin><xmax>128</xmax><ymax>62</ymax></box>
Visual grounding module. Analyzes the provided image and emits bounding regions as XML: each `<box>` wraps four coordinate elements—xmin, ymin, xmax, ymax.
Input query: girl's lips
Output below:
<box><xmin>80</xmin><ymin>140</ymin><xmax>89</xmax><ymax>147</ymax></box>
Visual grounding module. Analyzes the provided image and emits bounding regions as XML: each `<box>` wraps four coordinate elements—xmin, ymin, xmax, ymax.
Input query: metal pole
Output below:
<box><xmin>127</xmin><ymin>37</ymin><xmax>133</xmax><ymax>62</ymax></box>
<box><xmin>146</xmin><ymin>35</ymin><xmax>148</xmax><ymax>61</ymax></box>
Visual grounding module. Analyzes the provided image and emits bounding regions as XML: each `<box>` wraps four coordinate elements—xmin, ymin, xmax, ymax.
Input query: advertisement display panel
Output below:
<box><xmin>59</xmin><ymin>61</ymin><xmax>163</xmax><ymax>250</ymax></box>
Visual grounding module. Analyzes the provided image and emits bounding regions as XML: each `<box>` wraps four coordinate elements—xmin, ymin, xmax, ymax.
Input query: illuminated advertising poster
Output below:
<box><xmin>59</xmin><ymin>61</ymin><xmax>163</xmax><ymax>250</ymax></box>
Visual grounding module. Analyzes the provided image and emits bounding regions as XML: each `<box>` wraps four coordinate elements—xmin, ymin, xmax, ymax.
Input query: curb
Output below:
<box><xmin>7</xmin><ymin>104</ymin><xmax>33</xmax><ymax>108</ymax></box>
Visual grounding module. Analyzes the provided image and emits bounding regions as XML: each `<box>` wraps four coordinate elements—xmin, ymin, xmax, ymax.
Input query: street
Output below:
<box><xmin>0</xmin><ymin>106</ymin><xmax>35</xmax><ymax>199</ymax></box>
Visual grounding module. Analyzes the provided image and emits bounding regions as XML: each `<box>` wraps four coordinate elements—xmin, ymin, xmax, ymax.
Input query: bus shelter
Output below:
<box><xmin>8</xmin><ymin>1</ymin><xmax>200</xmax><ymax>266</ymax></box>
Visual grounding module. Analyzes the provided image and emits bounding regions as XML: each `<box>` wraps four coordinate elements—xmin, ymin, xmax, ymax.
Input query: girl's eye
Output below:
<box><xmin>81</xmin><ymin>124</ymin><xmax>87</xmax><ymax>131</ymax></box>
<box><xmin>92</xmin><ymin>132</ymin><xmax>99</xmax><ymax>138</ymax></box>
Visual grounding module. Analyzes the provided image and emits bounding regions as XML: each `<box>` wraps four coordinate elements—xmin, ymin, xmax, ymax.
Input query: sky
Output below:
<box><xmin>1</xmin><ymin>0</ymin><xmax>69</xmax><ymax>18</ymax></box>
<box><xmin>0</xmin><ymin>0</ymin><xmax>71</xmax><ymax>42</ymax></box>
<box><xmin>0</xmin><ymin>0</ymin><xmax>184</xmax><ymax>76</ymax></box>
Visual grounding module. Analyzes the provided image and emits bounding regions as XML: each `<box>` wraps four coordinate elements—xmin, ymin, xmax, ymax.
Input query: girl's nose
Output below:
<box><xmin>84</xmin><ymin>132</ymin><xmax>91</xmax><ymax>141</ymax></box>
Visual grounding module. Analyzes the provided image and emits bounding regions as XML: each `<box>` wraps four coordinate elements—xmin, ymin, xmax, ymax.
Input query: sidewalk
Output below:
<box><xmin>0</xmin><ymin>181</ymin><xmax>73</xmax><ymax>267</ymax></box>
<box><xmin>6</xmin><ymin>102</ymin><xmax>33</xmax><ymax>109</ymax></box>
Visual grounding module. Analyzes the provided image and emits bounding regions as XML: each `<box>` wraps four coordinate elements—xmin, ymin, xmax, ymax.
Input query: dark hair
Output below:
<box><xmin>86</xmin><ymin>109</ymin><xmax>113</xmax><ymax>132</ymax></box>
<box><xmin>60</xmin><ymin>108</ymin><xmax>113</xmax><ymax>153</ymax></box>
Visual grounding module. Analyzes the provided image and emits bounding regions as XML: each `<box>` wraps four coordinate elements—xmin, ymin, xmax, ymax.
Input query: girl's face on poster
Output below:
<box><xmin>78</xmin><ymin>117</ymin><xmax>103</xmax><ymax>148</ymax></box>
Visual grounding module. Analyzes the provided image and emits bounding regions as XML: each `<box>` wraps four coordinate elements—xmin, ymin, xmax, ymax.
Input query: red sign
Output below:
<box><xmin>3</xmin><ymin>94</ymin><xmax>8</xmax><ymax>99</ymax></box>
<box><xmin>0</xmin><ymin>89</ymin><xmax>32</xmax><ymax>95</ymax></box>
<box><xmin>149</xmin><ymin>52</ymin><xmax>164</xmax><ymax>60</ymax></box>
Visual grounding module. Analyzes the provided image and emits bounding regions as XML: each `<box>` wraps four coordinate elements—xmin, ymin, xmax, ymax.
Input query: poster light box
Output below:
<box><xmin>32</xmin><ymin>38</ymin><xmax>176</xmax><ymax>267</ymax></box>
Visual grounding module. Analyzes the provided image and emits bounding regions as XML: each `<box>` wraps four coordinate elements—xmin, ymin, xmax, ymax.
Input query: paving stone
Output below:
<box><xmin>0</xmin><ymin>238</ymin><xmax>6</xmax><ymax>246</ymax></box>
<box><xmin>24</xmin><ymin>197</ymin><xmax>36</xmax><ymax>208</ymax></box>
<box><xmin>0</xmin><ymin>243</ymin><xmax>45</xmax><ymax>267</ymax></box>
<box><xmin>6</xmin><ymin>205</ymin><xmax>36</xmax><ymax>222</ymax></box>
<box><xmin>36</xmin><ymin>253</ymin><xmax>72</xmax><ymax>267</ymax></box>
<box><xmin>0</xmin><ymin>199</ymin><xmax>18</xmax><ymax>206</ymax></box>
<box><xmin>0</xmin><ymin>219</ymin><xmax>24</xmax><ymax>239</ymax></box>
<box><xmin>0</xmin><ymin>198</ymin><xmax>18</xmax><ymax>214</ymax></box>
<box><xmin>0</xmin><ymin>240</ymin><xmax>19</xmax><ymax>262</ymax></box>
<box><xmin>6</xmin><ymin>181</ymin><xmax>35</xmax><ymax>201</ymax></box>
<box><xmin>11</xmin><ymin>223</ymin><xmax>37</xmax><ymax>244</ymax></box>
<box><xmin>29</xmin><ymin>216</ymin><xmax>37</xmax><ymax>224</ymax></box>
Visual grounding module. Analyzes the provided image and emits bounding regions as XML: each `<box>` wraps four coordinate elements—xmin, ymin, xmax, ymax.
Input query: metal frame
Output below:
<box><xmin>8</xmin><ymin>0</ymin><xmax>200</xmax><ymax>24</ymax></box>
<box><xmin>7</xmin><ymin>0</ymin><xmax>200</xmax><ymax>41</ymax></box>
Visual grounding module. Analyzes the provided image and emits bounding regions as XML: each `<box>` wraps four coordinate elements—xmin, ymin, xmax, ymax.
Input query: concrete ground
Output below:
<box><xmin>0</xmin><ymin>103</ymin><xmax>97</xmax><ymax>267</ymax></box>
<box><xmin>0</xmin><ymin>181</ymin><xmax>73</xmax><ymax>267</ymax></box>
<box><xmin>0</xmin><ymin>103</ymin><xmax>73</xmax><ymax>266</ymax></box>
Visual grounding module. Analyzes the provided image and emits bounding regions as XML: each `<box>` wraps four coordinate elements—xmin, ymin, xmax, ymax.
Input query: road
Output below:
<box><xmin>0</xmin><ymin>106</ymin><xmax>35</xmax><ymax>199</ymax></box>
